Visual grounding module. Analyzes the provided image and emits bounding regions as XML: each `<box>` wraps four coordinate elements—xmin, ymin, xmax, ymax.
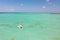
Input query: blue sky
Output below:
<box><xmin>0</xmin><ymin>0</ymin><xmax>60</xmax><ymax>12</ymax></box>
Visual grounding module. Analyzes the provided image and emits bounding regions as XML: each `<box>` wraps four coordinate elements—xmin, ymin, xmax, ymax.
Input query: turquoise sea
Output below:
<box><xmin>0</xmin><ymin>12</ymin><xmax>60</xmax><ymax>40</ymax></box>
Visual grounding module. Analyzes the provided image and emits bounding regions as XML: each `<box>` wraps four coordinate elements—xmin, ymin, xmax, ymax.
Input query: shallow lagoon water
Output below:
<box><xmin>0</xmin><ymin>12</ymin><xmax>60</xmax><ymax>40</ymax></box>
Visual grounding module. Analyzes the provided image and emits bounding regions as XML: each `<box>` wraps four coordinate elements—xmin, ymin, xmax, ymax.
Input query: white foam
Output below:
<box><xmin>17</xmin><ymin>25</ymin><xmax>23</xmax><ymax>29</ymax></box>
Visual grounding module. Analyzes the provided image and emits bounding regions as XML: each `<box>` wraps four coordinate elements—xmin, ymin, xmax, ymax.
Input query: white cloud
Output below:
<box><xmin>46</xmin><ymin>0</ymin><xmax>50</xmax><ymax>2</ymax></box>
<box><xmin>48</xmin><ymin>2</ymin><xmax>56</xmax><ymax>7</ymax></box>
<box><xmin>4</xmin><ymin>8</ymin><xmax>15</xmax><ymax>11</ymax></box>
<box><xmin>20</xmin><ymin>3</ymin><xmax>24</xmax><ymax>7</ymax></box>
<box><xmin>42</xmin><ymin>6</ymin><xmax>46</xmax><ymax>9</ymax></box>
<box><xmin>53</xmin><ymin>4</ymin><xmax>56</xmax><ymax>6</ymax></box>
<box><xmin>10</xmin><ymin>9</ymin><xmax>15</xmax><ymax>11</ymax></box>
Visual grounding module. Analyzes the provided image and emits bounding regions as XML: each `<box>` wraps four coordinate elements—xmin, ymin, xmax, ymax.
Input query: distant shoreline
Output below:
<box><xmin>0</xmin><ymin>12</ymin><xmax>60</xmax><ymax>14</ymax></box>
<box><xmin>50</xmin><ymin>13</ymin><xmax>60</xmax><ymax>14</ymax></box>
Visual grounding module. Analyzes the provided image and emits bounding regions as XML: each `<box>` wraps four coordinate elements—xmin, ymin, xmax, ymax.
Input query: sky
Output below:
<box><xmin>0</xmin><ymin>0</ymin><xmax>60</xmax><ymax>12</ymax></box>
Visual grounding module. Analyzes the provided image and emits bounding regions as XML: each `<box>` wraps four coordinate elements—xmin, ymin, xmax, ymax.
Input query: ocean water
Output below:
<box><xmin>0</xmin><ymin>12</ymin><xmax>60</xmax><ymax>40</ymax></box>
